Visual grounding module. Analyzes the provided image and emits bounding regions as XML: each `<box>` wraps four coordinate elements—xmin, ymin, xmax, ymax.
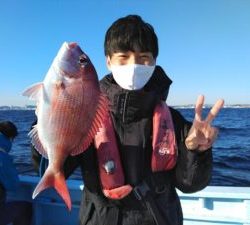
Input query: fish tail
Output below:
<box><xmin>32</xmin><ymin>169</ymin><xmax>72</xmax><ymax>211</ymax></box>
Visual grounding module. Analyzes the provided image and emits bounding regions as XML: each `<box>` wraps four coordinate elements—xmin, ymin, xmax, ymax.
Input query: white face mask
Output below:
<box><xmin>110</xmin><ymin>64</ymin><xmax>155</xmax><ymax>90</ymax></box>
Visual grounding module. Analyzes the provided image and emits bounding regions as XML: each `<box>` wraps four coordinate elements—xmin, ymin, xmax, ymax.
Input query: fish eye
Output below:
<box><xmin>79</xmin><ymin>55</ymin><xmax>88</xmax><ymax>67</ymax></box>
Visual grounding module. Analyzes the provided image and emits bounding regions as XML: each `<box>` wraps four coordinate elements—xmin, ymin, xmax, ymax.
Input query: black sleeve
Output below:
<box><xmin>30</xmin><ymin>119</ymin><xmax>41</xmax><ymax>174</ymax></box>
<box><xmin>63</xmin><ymin>144</ymin><xmax>102</xmax><ymax>194</ymax></box>
<box><xmin>63</xmin><ymin>144</ymin><xmax>100</xmax><ymax>181</ymax></box>
<box><xmin>30</xmin><ymin>144</ymin><xmax>42</xmax><ymax>174</ymax></box>
<box><xmin>63</xmin><ymin>154</ymin><xmax>83</xmax><ymax>179</ymax></box>
<box><xmin>170</xmin><ymin>107</ymin><xmax>213</xmax><ymax>193</ymax></box>
<box><xmin>78</xmin><ymin>144</ymin><xmax>103</xmax><ymax>193</ymax></box>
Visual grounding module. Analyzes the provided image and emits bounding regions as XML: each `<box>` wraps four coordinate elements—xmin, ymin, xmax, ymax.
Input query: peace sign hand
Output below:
<box><xmin>185</xmin><ymin>95</ymin><xmax>224</xmax><ymax>151</ymax></box>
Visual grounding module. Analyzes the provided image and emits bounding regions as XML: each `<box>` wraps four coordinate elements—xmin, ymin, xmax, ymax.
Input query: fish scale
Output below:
<box><xmin>23</xmin><ymin>42</ymin><xmax>109</xmax><ymax>210</ymax></box>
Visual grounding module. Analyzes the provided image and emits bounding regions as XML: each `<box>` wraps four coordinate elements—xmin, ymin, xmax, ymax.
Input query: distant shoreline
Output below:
<box><xmin>1</xmin><ymin>104</ymin><xmax>250</xmax><ymax>110</ymax></box>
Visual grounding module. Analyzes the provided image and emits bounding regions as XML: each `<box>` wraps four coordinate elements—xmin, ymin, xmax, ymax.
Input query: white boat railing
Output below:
<box><xmin>7</xmin><ymin>175</ymin><xmax>250</xmax><ymax>225</ymax></box>
<box><xmin>177</xmin><ymin>187</ymin><xmax>250</xmax><ymax>225</ymax></box>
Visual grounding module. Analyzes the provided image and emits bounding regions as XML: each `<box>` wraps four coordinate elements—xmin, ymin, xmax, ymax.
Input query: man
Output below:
<box><xmin>34</xmin><ymin>15</ymin><xmax>224</xmax><ymax>225</ymax></box>
<box><xmin>80</xmin><ymin>14</ymin><xmax>224</xmax><ymax>225</ymax></box>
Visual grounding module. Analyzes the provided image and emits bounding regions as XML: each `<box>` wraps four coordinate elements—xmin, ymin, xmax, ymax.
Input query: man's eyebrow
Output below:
<box><xmin>115</xmin><ymin>52</ymin><xmax>129</xmax><ymax>56</ymax></box>
<box><xmin>139</xmin><ymin>53</ymin><xmax>152</xmax><ymax>56</ymax></box>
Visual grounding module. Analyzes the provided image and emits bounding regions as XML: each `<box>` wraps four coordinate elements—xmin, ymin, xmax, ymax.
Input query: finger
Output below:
<box><xmin>205</xmin><ymin>99</ymin><xmax>224</xmax><ymax>123</ymax></box>
<box><xmin>195</xmin><ymin>95</ymin><xmax>205</xmax><ymax>121</ymax></box>
<box><xmin>199</xmin><ymin>127</ymin><xmax>218</xmax><ymax>151</ymax></box>
<box><xmin>206</xmin><ymin>127</ymin><xmax>218</xmax><ymax>142</ymax></box>
<box><xmin>198</xmin><ymin>143</ymin><xmax>212</xmax><ymax>151</ymax></box>
<box><xmin>185</xmin><ymin>134</ymin><xmax>199</xmax><ymax>150</ymax></box>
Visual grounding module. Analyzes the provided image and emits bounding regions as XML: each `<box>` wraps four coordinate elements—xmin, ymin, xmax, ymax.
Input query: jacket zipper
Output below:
<box><xmin>122</xmin><ymin>92</ymin><xmax>129</xmax><ymax>123</ymax></box>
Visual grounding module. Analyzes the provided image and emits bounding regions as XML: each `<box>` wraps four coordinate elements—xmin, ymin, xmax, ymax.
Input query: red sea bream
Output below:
<box><xmin>23</xmin><ymin>42</ymin><xmax>108</xmax><ymax>210</ymax></box>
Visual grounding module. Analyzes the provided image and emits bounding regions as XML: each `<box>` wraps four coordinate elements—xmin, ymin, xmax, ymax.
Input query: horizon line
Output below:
<box><xmin>1</xmin><ymin>104</ymin><xmax>250</xmax><ymax>108</ymax></box>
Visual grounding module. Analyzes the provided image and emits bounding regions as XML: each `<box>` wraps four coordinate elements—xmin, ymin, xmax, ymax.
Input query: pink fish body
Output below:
<box><xmin>23</xmin><ymin>42</ymin><xmax>108</xmax><ymax>210</ymax></box>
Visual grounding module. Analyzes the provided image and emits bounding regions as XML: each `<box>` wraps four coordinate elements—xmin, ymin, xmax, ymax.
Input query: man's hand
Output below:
<box><xmin>185</xmin><ymin>95</ymin><xmax>224</xmax><ymax>151</ymax></box>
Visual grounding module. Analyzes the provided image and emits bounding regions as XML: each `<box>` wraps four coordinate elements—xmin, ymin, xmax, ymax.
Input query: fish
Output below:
<box><xmin>22</xmin><ymin>42</ymin><xmax>109</xmax><ymax>210</ymax></box>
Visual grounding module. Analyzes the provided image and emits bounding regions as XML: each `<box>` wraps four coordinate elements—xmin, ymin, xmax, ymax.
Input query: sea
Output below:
<box><xmin>0</xmin><ymin>106</ymin><xmax>249</xmax><ymax>187</ymax></box>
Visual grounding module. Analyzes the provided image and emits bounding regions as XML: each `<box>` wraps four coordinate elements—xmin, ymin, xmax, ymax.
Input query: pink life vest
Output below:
<box><xmin>94</xmin><ymin>101</ymin><xmax>177</xmax><ymax>199</ymax></box>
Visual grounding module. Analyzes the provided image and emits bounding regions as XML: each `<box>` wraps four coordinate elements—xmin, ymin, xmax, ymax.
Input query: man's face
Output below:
<box><xmin>106</xmin><ymin>51</ymin><xmax>155</xmax><ymax>69</ymax></box>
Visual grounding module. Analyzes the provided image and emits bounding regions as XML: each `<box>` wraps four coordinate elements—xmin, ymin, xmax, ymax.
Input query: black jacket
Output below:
<box><xmin>51</xmin><ymin>66</ymin><xmax>213</xmax><ymax>225</ymax></box>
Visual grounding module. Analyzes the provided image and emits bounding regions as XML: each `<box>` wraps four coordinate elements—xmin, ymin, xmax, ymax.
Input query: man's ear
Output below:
<box><xmin>106</xmin><ymin>56</ymin><xmax>112</xmax><ymax>70</ymax></box>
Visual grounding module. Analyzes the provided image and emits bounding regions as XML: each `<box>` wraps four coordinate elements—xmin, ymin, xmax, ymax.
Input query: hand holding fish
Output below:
<box><xmin>185</xmin><ymin>95</ymin><xmax>224</xmax><ymax>151</ymax></box>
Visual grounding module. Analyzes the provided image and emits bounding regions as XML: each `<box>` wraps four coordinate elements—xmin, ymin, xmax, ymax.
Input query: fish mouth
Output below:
<box><xmin>67</xmin><ymin>42</ymin><xmax>77</xmax><ymax>49</ymax></box>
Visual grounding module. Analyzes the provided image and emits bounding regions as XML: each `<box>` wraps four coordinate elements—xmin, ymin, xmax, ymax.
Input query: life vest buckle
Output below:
<box><xmin>133</xmin><ymin>181</ymin><xmax>151</xmax><ymax>201</ymax></box>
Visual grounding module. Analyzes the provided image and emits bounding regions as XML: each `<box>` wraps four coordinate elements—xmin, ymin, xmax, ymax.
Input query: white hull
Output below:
<box><xmin>7</xmin><ymin>175</ymin><xmax>250</xmax><ymax>225</ymax></box>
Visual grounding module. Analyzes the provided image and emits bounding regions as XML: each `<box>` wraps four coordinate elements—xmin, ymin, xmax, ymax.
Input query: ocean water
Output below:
<box><xmin>0</xmin><ymin>107</ymin><xmax>249</xmax><ymax>186</ymax></box>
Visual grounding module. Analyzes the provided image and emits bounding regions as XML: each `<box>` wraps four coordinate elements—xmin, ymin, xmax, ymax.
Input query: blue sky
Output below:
<box><xmin>1</xmin><ymin>0</ymin><xmax>249</xmax><ymax>106</ymax></box>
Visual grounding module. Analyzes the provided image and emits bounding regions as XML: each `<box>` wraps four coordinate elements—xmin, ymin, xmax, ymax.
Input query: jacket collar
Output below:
<box><xmin>100</xmin><ymin>66</ymin><xmax>172</xmax><ymax>123</ymax></box>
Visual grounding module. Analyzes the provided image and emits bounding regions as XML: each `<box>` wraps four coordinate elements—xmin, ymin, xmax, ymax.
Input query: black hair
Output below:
<box><xmin>104</xmin><ymin>15</ymin><xmax>158</xmax><ymax>58</ymax></box>
<box><xmin>0</xmin><ymin>121</ymin><xmax>18</xmax><ymax>139</ymax></box>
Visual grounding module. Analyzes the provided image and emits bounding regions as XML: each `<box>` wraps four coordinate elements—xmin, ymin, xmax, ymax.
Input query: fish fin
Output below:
<box><xmin>28</xmin><ymin>125</ymin><xmax>48</xmax><ymax>158</ymax></box>
<box><xmin>32</xmin><ymin>168</ymin><xmax>72</xmax><ymax>211</ymax></box>
<box><xmin>22</xmin><ymin>82</ymin><xmax>43</xmax><ymax>100</ymax></box>
<box><xmin>71</xmin><ymin>94</ymin><xmax>110</xmax><ymax>155</ymax></box>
